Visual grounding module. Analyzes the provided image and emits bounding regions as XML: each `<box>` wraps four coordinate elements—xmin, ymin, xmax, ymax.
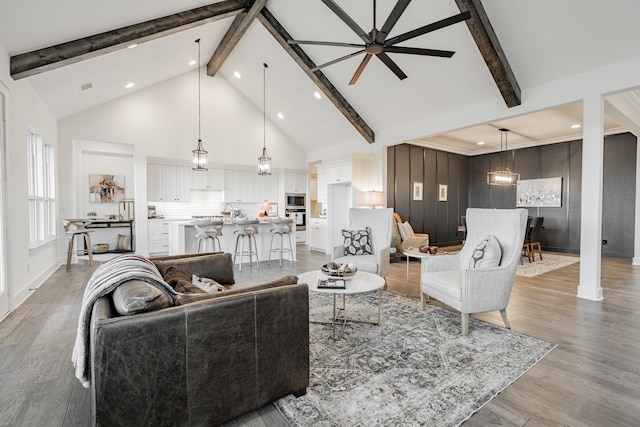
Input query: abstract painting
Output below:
<box><xmin>89</xmin><ymin>174</ymin><xmax>125</xmax><ymax>203</ymax></box>
<box><xmin>517</xmin><ymin>177</ymin><xmax>562</xmax><ymax>207</ymax></box>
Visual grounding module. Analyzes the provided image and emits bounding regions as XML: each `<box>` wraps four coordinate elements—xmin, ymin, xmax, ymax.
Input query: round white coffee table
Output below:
<box><xmin>298</xmin><ymin>270</ymin><xmax>385</xmax><ymax>341</ymax></box>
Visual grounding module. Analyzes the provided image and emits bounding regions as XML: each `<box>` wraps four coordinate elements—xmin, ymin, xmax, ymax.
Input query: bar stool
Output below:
<box><xmin>233</xmin><ymin>219</ymin><xmax>260</xmax><ymax>271</ymax></box>
<box><xmin>64</xmin><ymin>220</ymin><xmax>94</xmax><ymax>270</ymax></box>
<box><xmin>193</xmin><ymin>220</ymin><xmax>224</xmax><ymax>253</ymax></box>
<box><xmin>268</xmin><ymin>218</ymin><xmax>294</xmax><ymax>267</ymax></box>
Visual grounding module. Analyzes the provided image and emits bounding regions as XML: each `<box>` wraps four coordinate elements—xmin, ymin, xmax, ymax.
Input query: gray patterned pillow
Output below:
<box><xmin>342</xmin><ymin>227</ymin><xmax>373</xmax><ymax>255</ymax></box>
<box><xmin>469</xmin><ymin>235</ymin><xmax>502</xmax><ymax>268</ymax></box>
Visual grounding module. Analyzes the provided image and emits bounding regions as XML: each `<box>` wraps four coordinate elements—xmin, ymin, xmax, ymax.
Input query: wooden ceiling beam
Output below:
<box><xmin>454</xmin><ymin>0</ymin><xmax>521</xmax><ymax>107</ymax></box>
<box><xmin>258</xmin><ymin>7</ymin><xmax>375</xmax><ymax>144</ymax></box>
<box><xmin>207</xmin><ymin>0</ymin><xmax>268</xmax><ymax>77</ymax></box>
<box><xmin>10</xmin><ymin>0</ymin><xmax>251</xmax><ymax>80</ymax></box>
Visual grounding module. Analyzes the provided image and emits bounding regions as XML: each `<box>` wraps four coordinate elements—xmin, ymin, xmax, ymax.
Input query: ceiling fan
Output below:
<box><xmin>288</xmin><ymin>0</ymin><xmax>471</xmax><ymax>85</ymax></box>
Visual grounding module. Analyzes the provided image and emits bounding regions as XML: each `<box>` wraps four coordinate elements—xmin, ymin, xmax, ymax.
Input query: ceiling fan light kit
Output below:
<box><xmin>289</xmin><ymin>0</ymin><xmax>471</xmax><ymax>85</ymax></box>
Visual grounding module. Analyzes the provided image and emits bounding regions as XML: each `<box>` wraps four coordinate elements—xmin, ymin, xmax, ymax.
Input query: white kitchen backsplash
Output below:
<box><xmin>152</xmin><ymin>190</ymin><xmax>279</xmax><ymax>219</ymax></box>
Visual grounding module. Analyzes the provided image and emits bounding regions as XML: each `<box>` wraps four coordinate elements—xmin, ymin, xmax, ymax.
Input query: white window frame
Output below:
<box><xmin>27</xmin><ymin>130</ymin><xmax>56</xmax><ymax>246</ymax></box>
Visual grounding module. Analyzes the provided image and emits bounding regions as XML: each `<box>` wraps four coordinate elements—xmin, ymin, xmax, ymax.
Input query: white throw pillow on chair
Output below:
<box><xmin>469</xmin><ymin>235</ymin><xmax>502</xmax><ymax>268</ymax></box>
<box><xmin>398</xmin><ymin>221</ymin><xmax>415</xmax><ymax>239</ymax></box>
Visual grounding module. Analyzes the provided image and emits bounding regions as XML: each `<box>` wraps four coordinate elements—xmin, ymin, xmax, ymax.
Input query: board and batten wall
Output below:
<box><xmin>387</xmin><ymin>144</ymin><xmax>469</xmax><ymax>247</ymax></box>
<box><xmin>388</xmin><ymin>132</ymin><xmax>636</xmax><ymax>257</ymax></box>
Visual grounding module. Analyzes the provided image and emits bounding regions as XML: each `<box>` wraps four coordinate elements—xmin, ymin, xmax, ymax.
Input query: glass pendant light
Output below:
<box><xmin>487</xmin><ymin>128</ymin><xmax>519</xmax><ymax>185</ymax></box>
<box><xmin>258</xmin><ymin>63</ymin><xmax>272</xmax><ymax>176</ymax></box>
<box><xmin>192</xmin><ymin>39</ymin><xmax>208</xmax><ymax>171</ymax></box>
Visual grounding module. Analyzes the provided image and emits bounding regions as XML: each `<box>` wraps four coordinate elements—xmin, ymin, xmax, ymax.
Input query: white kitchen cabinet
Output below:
<box><xmin>253</xmin><ymin>171</ymin><xmax>279</xmax><ymax>202</ymax></box>
<box><xmin>308</xmin><ymin>218</ymin><xmax>327</xmax><ymax>253</ymax></box>
<box><xmin>317</xmin><ymin>166</ymin><xmax>327</xmax><ymax>203</ymax></box>
<box><xmin>148</xmin><ymin>164</ymin><xmax>190</xmax><ymax>202</ymax></box>
<box><xmin>190</xmin><ymin>168</ymin><xmax>224</xmax><ymax>190</ymax></box>
<box><xmin>285</xmin><ymin>171</ymin><xmax>307</xmax><ymax>193</ymax></box>
<box><xmin>148</xmin><ymin>220</ymin><xmax>170</xmax><ymax>256</ymax></box>
<box><xmin>327</xmin><ymin>160</ymin><xmax>352</xmax><ymax>184</ymax></box>
<box><xmin>224</xmin><ymin>169</ymin><xmax>254</xmax><ymax>202</ymax></box>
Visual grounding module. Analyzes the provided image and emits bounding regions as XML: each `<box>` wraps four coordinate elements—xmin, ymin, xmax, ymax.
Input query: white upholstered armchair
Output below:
<box><xmin>420</xmin><ymin>208</ymin><xmax>527</xmax><ymax>335</ymax></box>
<box><xmin>333</xmin><ymin>208</ymin><xmax>394</xmax><ymax>278</ymax></box>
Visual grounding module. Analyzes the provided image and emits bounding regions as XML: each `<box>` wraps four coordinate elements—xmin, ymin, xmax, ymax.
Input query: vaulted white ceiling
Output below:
<box><xmin>2</xmin><ymin>0</ymin><xmax>640</xmax><ymax>155</ymax></box>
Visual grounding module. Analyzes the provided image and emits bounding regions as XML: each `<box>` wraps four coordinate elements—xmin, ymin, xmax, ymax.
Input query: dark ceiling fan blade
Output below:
<box><xmin>321</xmin><ymin>0</ymin><xmax>372</xmax><ymax>44</ymax></box>
<box><xmin>385</xmin><ymin>46</ymin><xmax>455</xmax><ymax>58</ymax></box>
<box><xmin>376</xmin><ymin>52</ymin><xmax>408</xmax><ymax>81</ymax></box>
<box><xmin>349</xmin><ymin>54</ymin><xmax>373</xmax><ymax>85</ymax></box>
<box><xmin>309</xmin><ymin>49</ymin><xmax>366</xmax><ymax>72</ymax></box>
<box><xmin>375</xmin><ymin>0</ymin><xmax>412</xmax><ymax>43</ymax></box>
<box><xmin>385</xmin><ymin>11</ymin><xmax>471</xmax><ymax>46</ymax></box>
<box><xmin>288</xmin><ymin>39</ymin><xmax>365</xmax><ymax>49</ymax></box>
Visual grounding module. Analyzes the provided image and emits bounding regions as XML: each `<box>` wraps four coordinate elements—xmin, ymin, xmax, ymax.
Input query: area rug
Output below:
<box><xmin>516</xmin><ymin>253</ymin><xmax>579</xmax><ymax>277</ymax></box>
<box><xmin>275</xmin><ymin>291</ymin><xmax>556</xmax><ymax>426</ymax></box>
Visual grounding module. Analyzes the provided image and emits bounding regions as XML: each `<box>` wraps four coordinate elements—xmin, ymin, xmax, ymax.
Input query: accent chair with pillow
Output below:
<box><xmin>420</xmin><ymin>208</ymin><xmax>527</xmax><ymax>335</ymax></box>
<box><xmin>333</xmin><ymin>208</ymin><xmax>394</xmax><ymax>278</ymax></box>
<box><xmin>392</xmin><ymin>212</ymin><xmax>429</xmax><ymax>256</ymax></box>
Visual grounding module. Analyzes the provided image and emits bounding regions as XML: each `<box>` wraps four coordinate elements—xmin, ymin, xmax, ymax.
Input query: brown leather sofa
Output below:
<box><xmin>89</xmin><ymin>252</ymin><xmax>309</xmax><ymax>426</ymax></box>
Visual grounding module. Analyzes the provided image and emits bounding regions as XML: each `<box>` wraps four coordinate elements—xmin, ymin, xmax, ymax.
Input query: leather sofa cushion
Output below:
<box><xmin>153</xmin><ymin>253</ymin><xmax>235</xmax><ymax>285</ymax></box>
<box><xmin>112</xmin><ymin>279</ymin><xmax>173</xmax><ymax>315</ymax></box>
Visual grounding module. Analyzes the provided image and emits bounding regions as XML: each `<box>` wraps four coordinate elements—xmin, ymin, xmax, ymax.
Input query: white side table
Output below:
<box><xmin>404</xmin><ymin>250</ymin><xmax>432</xmax><ymax>297</ymax></box>
<box><xmin>299</xmin><ymin>270</ymin><xmax>385</xmax><ymax>341</ymax></box>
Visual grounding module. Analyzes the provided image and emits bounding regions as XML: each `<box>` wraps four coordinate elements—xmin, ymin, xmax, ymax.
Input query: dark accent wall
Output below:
<box><xmin>387</xmin><ymin>145</ymin><xmax>469</xmax><ymax>247</ymax></box>
<box><xmin>388</xmin><ymin>132</ymin><xmax>636</xmax><ymax>257</ymax></box>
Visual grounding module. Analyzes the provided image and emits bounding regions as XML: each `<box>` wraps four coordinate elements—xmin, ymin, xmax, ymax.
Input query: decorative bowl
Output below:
<box><xmin>321</xmin><ymin>262</ymin><xmax>357</xmax><ymax>277</ymax></box>
<box><xmin>92</xmin><ymin>243</ymin><xmax>109</xmax><ymax>253</ymax></box>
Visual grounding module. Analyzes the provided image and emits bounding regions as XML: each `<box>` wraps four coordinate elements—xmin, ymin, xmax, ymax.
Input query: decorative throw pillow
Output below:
<box><xmin>115</xmin><ymin>234</ymin><xmax>132</xmax><ymax>251</ymax></box>
<box><xmin>469</xmin><ymin>235</ymin><xmax>502</xmax><ymax>269</ymax></box>
<box><xmin>153</xmin><ymin>253</ymin><xmax>235</xmax><ymax>285</ymax></box>
<box><xmin>192</xmin><ymin>274</ymin><xmax>227</xmax><ymax>293</ymax></box>
<box><xmin>163</xmin><ymin>266</ymin><xmax>205</xmax><ymax>294</ymax></box>
<box><xmin>397</xmin><ymin>221</ymin><xmax>415</xmax><ymax>239</ymax></box>
<box><xmin>112</xmin><ymin>279</ymin><xmax>173</xmax><ymax>315</ymax></box>
<box><xmin>342</xmin><ymin>227</ymin><xmax>373</xmax><ymax>255</ymax></box>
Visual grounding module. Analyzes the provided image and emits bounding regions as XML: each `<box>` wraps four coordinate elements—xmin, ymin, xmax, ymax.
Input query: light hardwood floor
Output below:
<box><xmin>0</xmin><ymin>248</ymin><xmax>638</xmax><ymax>426</ymax></box>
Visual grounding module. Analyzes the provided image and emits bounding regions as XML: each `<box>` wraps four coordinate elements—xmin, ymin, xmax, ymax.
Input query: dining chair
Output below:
<box><xmin>528</xmin><ymin>217</ymin><xmax>544</xmax><ymax>261</ymax></box>
<box><xmin>521</xmin><ymin>216</ymin><xmax>533</xmax><ymax>264</ymax></box>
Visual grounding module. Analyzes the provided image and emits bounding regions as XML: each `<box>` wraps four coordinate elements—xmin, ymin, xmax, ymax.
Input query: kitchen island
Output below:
<box><xmin>168</xmin><ymin>219</ymin><xmax>296</xmax><ymax>265</ymax></box>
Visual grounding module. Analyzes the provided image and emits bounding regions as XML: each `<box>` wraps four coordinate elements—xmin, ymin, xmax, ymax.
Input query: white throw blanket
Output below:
<box><xmin>71</xmin><ymin>254</ymin><xmax>178</xmax><ymax>388</ymax></box>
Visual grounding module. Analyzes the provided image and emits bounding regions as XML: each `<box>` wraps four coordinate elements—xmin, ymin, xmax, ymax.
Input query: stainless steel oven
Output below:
<box><xmin>285</xmin><ymin>208</ymin><xmax>306</xmax><ymax>231</ymax></box>
<box><xmin>286</xmin><ymin>193</ymin><xmax>306</xmax><ymax>209</ymax></box>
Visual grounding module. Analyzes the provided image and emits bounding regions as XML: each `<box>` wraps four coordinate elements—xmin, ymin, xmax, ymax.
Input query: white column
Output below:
<box><xmin>633</xmin><ymin>136</ymin><xmax>640</xmax><ymax>265</ymax></box>
<box><xmin>577</xmin><ymin>95</ymin><xmax>604</xmax><ymax>301</ymax></box>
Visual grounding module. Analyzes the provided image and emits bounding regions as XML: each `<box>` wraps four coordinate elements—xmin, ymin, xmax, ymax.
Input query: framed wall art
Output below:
<box><xmin>89</xmin><ymin>174</ymin><xmax>125</xmax><ymax>203</ymax></box>
<box><xmin>413</xmin><ymin>182</ymin><xmax>423</xmax><ymax>201</ymax></box>
<box><xmin>516</xmin><ymin>177</ymin><xmax>562</xmax><ymax>207</ymax></box>
<box><xmin>439</xmin><ymin>184</ymin><xmax>448</xmax><ymax>202</ymax></box>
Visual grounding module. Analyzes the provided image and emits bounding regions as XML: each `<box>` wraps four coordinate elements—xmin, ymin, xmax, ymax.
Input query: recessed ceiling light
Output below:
<box><xmin>477</xmin><ymin>141</ymin><xmax>485</xmax><ymax>145</ymax></box>
<box><xmin>313</xmin><ymin>91</ymin><xmax>321</xmax><ymax>99</ymax></box>
<box><xmin>189</xmin><ymin>60</ymin><xmax>197</xmax><ymax>66</ymax></box>
<box><xmin>571</xmin><ymin>124</ymin><xmax>581</xmax><ymax>129</ymax></box>
<box><xmin>125</xmin><ymin>82</ymin><xmax>135</xmax><ymax>89</ymax></box>
<box><xmin>127</xmin><ymin>44</ymin><xmax>138</xmax><ymax>49</ymax></box>
<box><xmin>234</xmin><ymin>71</ymin><xmax>242</xmax><ymax>79</ymax></box>
<box><xmin>277</xmin><ymin>113</ymin><xmax>284</xmax><ymax>120</ymax></box>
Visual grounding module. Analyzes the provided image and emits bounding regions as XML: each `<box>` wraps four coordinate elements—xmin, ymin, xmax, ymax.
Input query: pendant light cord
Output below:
<box><xmin>263</xmin><ymin>63</ymin><xmax>268</xmax><ymax>151</ymax></box>
<box><xmin>197</xmin><ymin>39</ymin><xmax>201</xmax><ymax>142</ymax></box>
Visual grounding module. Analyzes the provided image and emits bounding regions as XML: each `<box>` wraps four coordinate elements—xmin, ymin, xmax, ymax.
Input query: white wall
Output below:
<box><xmin>0</xmin><ymin>42</ymin><xmax>59</xmax><ymax>310</ymax></box>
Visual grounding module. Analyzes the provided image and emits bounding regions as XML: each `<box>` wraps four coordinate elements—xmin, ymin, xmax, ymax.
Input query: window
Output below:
<box><xmin>27</xmin><ymin>131</ymin><xmax>56</xmax><ymax>244</ymax></box>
